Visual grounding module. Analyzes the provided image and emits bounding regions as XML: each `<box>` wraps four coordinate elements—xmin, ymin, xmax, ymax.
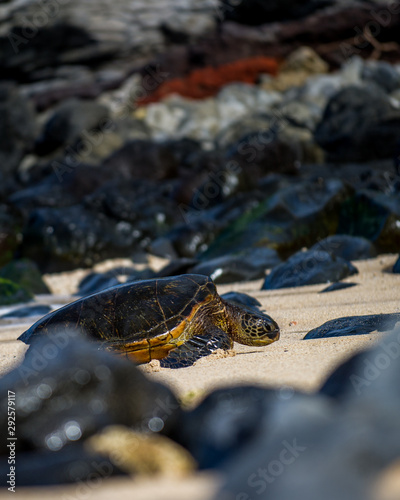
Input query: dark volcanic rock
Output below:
<box><xmin>361</xmin><ymin>60</ymin><xmax>400</xmax><ymax>93</ymax></box>
<box><xmin>319</xmin><ymin>282</ymin><xmax>357</xmax><ymax>293</ymax></box>
<box><xmin>318</xmin><ymin>351</ymin><xmax>365</xmax><ymax>399</ymax></box>
<box><xmin>0</xmin><ymin>259</ymin><xmax>50</xmax><ymax>294</ymax></box>
<box><xmin>9</xmin><ymin>164</ymin><xmax>118</xmax><ymax>214</ymax></box>
<box><xmin>220</xmin><ymin>114</ymin><xmax>302</xmax><ymax>176</ymax></box>
<box><xmin>191</xmin><ymin>246</ymin><xmax>280</xmax><ymax>283</ymax></box>
<box><xmin>309</xmin><ymin>235</ymin><xmax>376</xmax><ymax>261</ymax></box>
<box><xmin>0</xmin><ymin>83</ymin><xmax>37</xmax><ymax>179</ymax></box>
<box><xmin>77</xmin><ymin>272</ymin><xmax>120</xmax><ymax>296</ymax></box>
<box><xmin>304</xmin><ymin>313</ymin><xmax>400</xmax><ymax>339</ymax></box>
<box><xmin>151</xmin><ymin>220</ymin><xmax>220</xmax><ymax>259</ymax></box>
<box><xmin>220</xmin><ymin>291</ymin><xmax>262</xmax><ymax>312</ymax></box>
<box><xmin>220</xmin><ymin>0</ymin><xmax>333</xmax><ymax>24</ymax></box>
<box><xmin>217</xmin><ymin>328</ymin><xmax>400</xmax><ymax>500</ymax></box>
<box><xmin>0</xmin><ymin>205</ymin><xmax>22</xmax><ymax>267</ymax></box>
<box><xmin>101</xmin><ymin>140</ymin><xmax>179</xmax><ymax>181</ymax></box>
<box><xmin>315</xmin><ymin>85</ymin><xmax>400</xmax><ymax>162</ymax></box>
<box><xmin>0</xmin><ymin>443</ymin><xmax>121</xmax><ymax>486</ymax></box>
<box><xmin>191</xmin><ymin>254</ymin><xmax>266</xmax><ymax>283</ymax></box>
<box><xmin>0</xmin><ymin>278</ymin><xmax>33</xmax><ymax>306</ymax></box>
<box><xmin>20</xmin><ymin>205</ymin><xmax>143</xmax><ymax>271</ymax></box>
<box><xmin>84</xmin><ymin>178</ymin><xmax>180</xmax><ymax>230</ymax></box>
<box><xmin>0</xmin><ymin>330</ymin><xmax>180</xmax><ymax>484</ymax></box>
<box><xmin>35</xmin><ymin>98</ymin><xmax>110</xmax><ymax>155</ymax></box>
<box><xmin>262</xmin><ymin>249</ymin><xmax>358</xmax><ymax>290</ymax></box>
<box><xmin>338</xmin><ymin>191</ymin><xmax>400</xmax><ymax>253</ymax></box>
<box><xmin>76</xmin><ymin>267</ymin><xmax>155</xmax><ymax>295</ymax></box>
<box><xmin>203</xmin><ymin>178</ymin><xmax>351</xmax><ymax>260</ymax></box>
<box><xmin>0</xmin><ymin>304</ymin><xmax>51</xmax><ymax>319</ymax></box>
<box><xmin>156</xmin><ymin>258</ymin><xmax>199</xmax><ymax>277</ymax></box>
<box><xmin>393</xmin><ymin>255</ymin><xmax>400</xmax><ymax>273</ymax></box>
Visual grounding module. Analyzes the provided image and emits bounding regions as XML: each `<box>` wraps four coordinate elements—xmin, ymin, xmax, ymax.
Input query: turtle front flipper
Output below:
<box><xmin>160</xmin><ymin>329</ymin><xmax>232</xmax><ymax>369</ymax></box>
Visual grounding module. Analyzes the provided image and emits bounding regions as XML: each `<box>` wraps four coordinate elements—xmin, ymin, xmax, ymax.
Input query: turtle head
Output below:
<box><xmin>225</xmin><ymin>303</ymin><xmax>280</xmax><ymax>347</ymax></box>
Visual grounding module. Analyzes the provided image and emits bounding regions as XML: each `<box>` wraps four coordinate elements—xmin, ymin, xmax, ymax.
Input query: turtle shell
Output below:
<box><xmin>19</xmin><ymin>274</ymin><xmax>218</xmax><ymax>363</ymax></box>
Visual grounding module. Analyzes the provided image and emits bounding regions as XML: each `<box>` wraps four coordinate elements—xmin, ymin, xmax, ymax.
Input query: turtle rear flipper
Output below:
<box><xmin>160</xmin><ymin>329</ymin><xmax>232</xmax><ymax>369</ymax></box>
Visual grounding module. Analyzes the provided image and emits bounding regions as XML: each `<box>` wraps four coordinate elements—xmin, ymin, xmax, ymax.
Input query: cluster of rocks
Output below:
<box><xmin>1</xmin><ymin>326</ymin><xmax>400</xmax><ymax>498</ymax></box>
<box><xmin>0</xmin><ymin>0</ymin><xmax>400</xmax><ymax>286</ymax></box>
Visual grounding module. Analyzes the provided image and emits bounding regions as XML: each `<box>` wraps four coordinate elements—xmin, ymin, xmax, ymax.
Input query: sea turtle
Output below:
<box><xmin>18</xmin><ymin>274</ymin><xmax>280</xmax><ymax>368</ymax></box>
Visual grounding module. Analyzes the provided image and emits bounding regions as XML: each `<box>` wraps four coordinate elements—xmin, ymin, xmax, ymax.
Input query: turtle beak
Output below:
<box><xmin>266</xmin><ymin>328</ymin><xmax>280</xmax><ymax>342</ymax></box>
<box><xmin>262</xmin><ymin>319</ymin><xmax>280</xmax><ymax>343</ymax></box>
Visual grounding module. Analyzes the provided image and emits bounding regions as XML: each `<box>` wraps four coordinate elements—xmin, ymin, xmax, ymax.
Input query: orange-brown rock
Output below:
<box><xmin>139</xmin><ymin>56</ymin><xmax>279</xmax><ymax>105</ymax></box>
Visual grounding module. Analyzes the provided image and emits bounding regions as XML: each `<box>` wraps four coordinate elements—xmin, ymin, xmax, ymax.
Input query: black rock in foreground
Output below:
<box><xmin>217</xmin><ymin>328</ymin><xmax>400</xmax><ymax>500</ymax></box>
<box><xmin>0</xmin><ymin>330</ymin><xmax>180</xmax><ymax>485</ymax></box>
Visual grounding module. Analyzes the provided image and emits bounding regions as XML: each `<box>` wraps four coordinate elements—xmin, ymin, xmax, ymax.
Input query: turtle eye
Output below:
<box><xmin>241</xmin><ymin>313</ymin><xmax>277</xmax><ymax>337</ymax></box>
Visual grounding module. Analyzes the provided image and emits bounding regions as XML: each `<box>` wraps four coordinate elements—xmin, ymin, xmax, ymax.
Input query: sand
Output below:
<box><xmin>1</xmin><ymin>254</ymin><xmax>399</xmax><ymax>499</ymax></box>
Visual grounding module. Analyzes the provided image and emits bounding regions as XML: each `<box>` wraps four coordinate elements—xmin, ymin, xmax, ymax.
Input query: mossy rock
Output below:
<box><xmin>201</xmin><ymin>179</ymin><xmax>351</xmax><ymax>260</ymax></box>
<box><xmin>0</xmin><ymin>259</ymin><xmax>50</xmax><ymax>294</ymax></box>
<box><xmin>0</xmin><ymin>278</ymin><xmax>33</xmax><ymax>306</ymax></box>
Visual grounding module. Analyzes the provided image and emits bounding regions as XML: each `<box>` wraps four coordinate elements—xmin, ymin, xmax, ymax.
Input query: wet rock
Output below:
<box><xmin>304</xmin><ymin>313</ymin><xmax>400</xmax><ymax>339</ymax></box>
<box><xmin>84</xmin><ymin>178</ymin><xmax>181</xmax><ymax>234</ymax></box>
<box><xmin>309</xmin><ymin>235</ymin><xmax>376</xmax><ymax>261</ymax></box>
<box><xmin>0</xmin><ymin>278</ymin><xmax>33</xmax><ymax>306</ymax></box>
<box><xmin>148</xmin><ymin>237</ymin><xmax>179</xmax><ymax>260</ymax></box>
<box><xmin>262</xmin><ymin>249</ymin><xmax>358</xmax><ymax>290</ymax></box>
<box><xmin>315</xmin><ymin>84</ymin><xmax>400</xmax><ymax>162</ymax></box>
<box><xmin>0</xmin><ymin>259</ymin><xmax>50</xmax><ymax>294</ymax></box>
<box><xmin>152</xmin><ymin>220</ymin><xmax>220</xmax><ymax>259</ymax></box>
<box><xmin>10</xmin><ymin>164</ymin><xmax>118</xmax><ymax>214</ymax></box>
<box><xmin>393</xmin><ymin>255</ymin><xmax>400</xmax><ymax>273</ymax></box>
<box><xmin>319</xmin><ymin>282</ymin><xmax>357</xmax><ymax>293</ymax></box>
<box><xmin>0</xmin><ymin>330</ymin><xmax>181</xmax><ymax>485</ymax></box>
<box><xmin>35</xmin><ymin>98</ymin><xmax>110</xmax><ymax>155</ymax></box>
<box><xmin>0</xmin><ymin>304</ymin><xmax>51</xmax><ymax>319</ymax></box>
<box><xmin>19</xmin><ymin>205</ymin><xmax>144</xmax><ymax>272</ymax></box>
<box><xmin>203</xmin><ymin>178</ymin><xmax>351</xmax><ymax>260</ymax></box>
<box><xmin>338</xmin><ymin>191</ymin><xmax>400</xmax><ymax>253</ymax></box>
<box><xmin>0</xmin><ymin>83</ymin><xmax>37</xmax><ymax>179</ymax></box>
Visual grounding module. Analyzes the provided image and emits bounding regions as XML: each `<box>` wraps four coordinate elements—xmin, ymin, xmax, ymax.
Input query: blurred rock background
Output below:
<box><xmin>0</xmin><ymin>0</ymin><xmax>400</xmax><ymax>283</ymax></box>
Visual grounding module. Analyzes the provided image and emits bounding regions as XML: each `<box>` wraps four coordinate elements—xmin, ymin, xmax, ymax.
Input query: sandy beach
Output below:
<box><xmin>1</xmin><ymin>253</ymin><xmax>399</xmax><ymax>499</ymax></box>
